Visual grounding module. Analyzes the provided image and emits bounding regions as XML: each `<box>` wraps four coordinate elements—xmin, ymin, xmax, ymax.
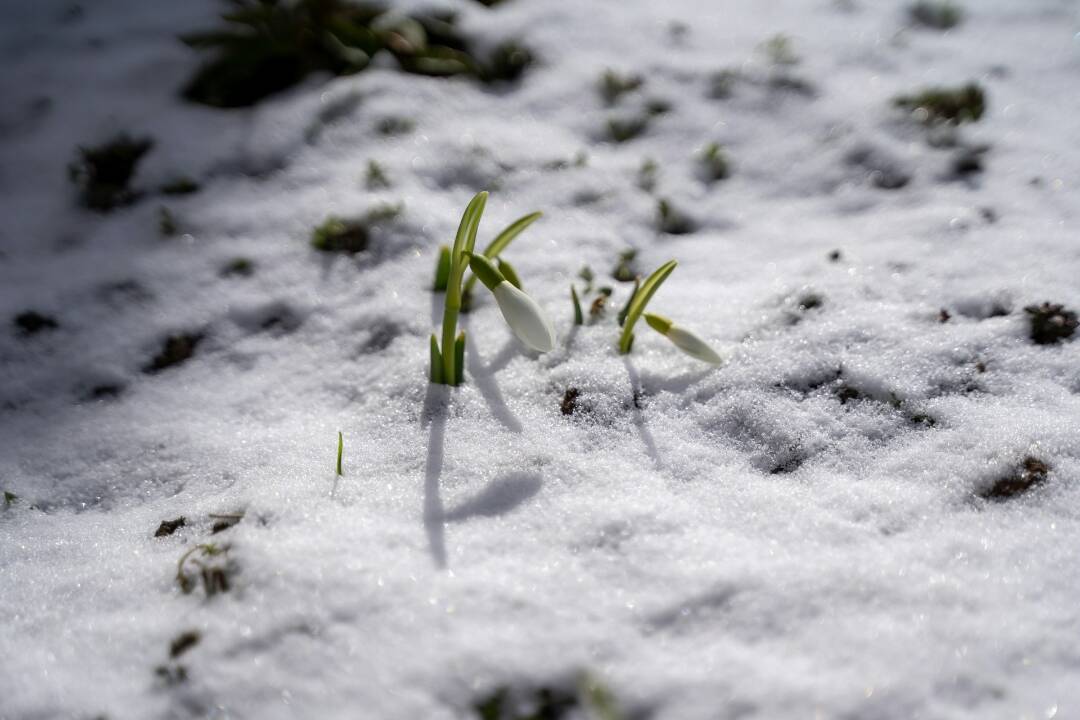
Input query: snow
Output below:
<box><xmin>2</xmin><ymin>0</ymin><xmax>1080</xmax><ymax>718</ymax></box>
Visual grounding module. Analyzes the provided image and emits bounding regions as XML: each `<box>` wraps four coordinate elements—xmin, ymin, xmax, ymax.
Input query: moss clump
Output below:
<box><xmin>607</xmin><ymin>115</ymin><xmax>649</xmax><ymax>143</ymax></box>
<box><xmin>979</xmin><ymin>457</ymin><xmax>1049</xmax><ymax>500</ymax></box>
<box><xmin>144</xmin><ymin>333</ymin><xmax>203</xmax><ymax>374</ymax></box>
<box><xmin>1025</xmin><ymin>302</ymin><xmax>1078</xmax><ymax>345</ymax></box>
<box><xmin>893</xmin><ymin>83</ymin><xmax>986</xmax><ymax>125</ymax></box>
<box><xmin>612</xmin><ymin>249</ymin><xmax>638</xmax><ymax>283</ymax></box>
<box><xmin>599</xmin><ymin>69</ymin><xmax>643</xmax><ymax>105</ymax></box>
<box><xmin>220</xmin><ymin>257</ymin><xmax>255</xmax><ymax>278</ymax></box>
<box><xmin>699</xmin><ymin>142</ymin><xmax>730</xmax><ymax>183</ymax></box>
<box><xmin>68</xmin><ymin>134</ymin><xmax>153</xmax><ymax>211</ymax></box>
<box><xmin>908</xmin><ymin>1</ymin><xmax>963</xmax><ymax>30</ymax></box>
<box><xmin>180</xmin><ymin>0</ymin><xmax>533</xmax><ymax>108</ymax></box>
<box><xmin>311</xmin><ymin>217</ymin><xmax>370</xmax><ymax>254</ymax></box>
<box><xmin>160</xmin><ymin>177</ymin><xmax>200</xmax><ymax>195</ymax></box>
<box><xmin>13</xmin><ymin>311</ymin><xmax>58</xmax><ymax>337</ymax></box>
<box><xmin>656</xmin><ymin>198</ymin><xmax>696</xmax><ymax>235</ymax></box>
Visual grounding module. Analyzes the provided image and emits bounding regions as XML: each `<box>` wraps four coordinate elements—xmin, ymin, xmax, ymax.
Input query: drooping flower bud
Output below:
<box><xmin>644</xmin><ymin>312</ymin><xmax>723</xmax><ymax>365</ymax></box>
<box><xmin>469</xmin><ymin>254</ymin><xmax>557</xmax><ymax>352</ymax></box>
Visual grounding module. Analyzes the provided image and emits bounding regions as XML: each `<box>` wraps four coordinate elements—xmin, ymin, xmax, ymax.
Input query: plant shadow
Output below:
<box><xmin>623</xmin><ymin>356</ymin><xmax>662</xmax><ymax>469</ymax></box>
<box><xmin>444</xmin><ymin>471</ymin><xmax>542</xmax><ymax>522</ymax></box>
<box><xmin>421</xmin><ymin>383</ymin><xmax>450</xmax><ymax>569</ymax></box>
<box><xmin>464</xmin><ymin>332</ymin><xmax>523</xmax><ymax>433</ymax></box>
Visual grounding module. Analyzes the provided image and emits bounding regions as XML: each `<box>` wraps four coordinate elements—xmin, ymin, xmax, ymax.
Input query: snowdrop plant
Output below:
<box><xmin>430</xmin><ymin>192</ymin><xmax>554</xmax><ymax>385</ymax></box>
<box><xmin>617</xmin><ymin>260</ymin><xmax>722</xmax><ymax>364</ymax></box>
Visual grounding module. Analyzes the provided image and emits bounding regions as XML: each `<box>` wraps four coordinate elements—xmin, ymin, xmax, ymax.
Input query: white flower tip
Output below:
<box><xmin>493</xmin><ymin>282</ymin><xmax>557</xmax><ymax>352</ymax></box>
<box><xmin>667</xmin><ymin>325</ymin><xmax>723</xmax><ymax>365</ymax></box>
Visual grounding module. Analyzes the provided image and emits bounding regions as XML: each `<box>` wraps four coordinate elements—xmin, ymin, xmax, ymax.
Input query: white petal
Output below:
<box><xmin>667</xmin><ymin>325</ymin><xmax>723</xmax><ymax>365</ymax></box>
<box><xmin>493</xmin><ymin>282</ymin><xmax>557</xmax><ymax>352</ymax></box>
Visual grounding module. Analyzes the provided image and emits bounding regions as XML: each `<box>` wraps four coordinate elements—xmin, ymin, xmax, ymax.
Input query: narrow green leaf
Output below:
<box><xmin>483</xmin><ymin>211</ymin><xmax>542</xmax><ymax>259</ymax></box>
<box><xmin>617</xmin><ymin>277</ymin><xmax>640</xmax><ymax>327</ymax></box>
<box><xmin>336</xmin><ymin>431</ymin><xmax>344</xmax><ymax>476</ymax></box>
<box><xmin>429</xmin><ymin>334</ymin><xmax>444</xmax><ymax>384</ymax></box>
<box><xmin>571</xmin><ymin>285</ymin><xmax>583</xmax><ymax>325</ymax></box>
<box><xmin>452</xmin><ymin>191</ymin><xmax>488</xmax><ymax>262</ymax></box>
<box><xmin>618</xmin><ymin>260</ymin><xmax>677</xmax><ymax>354</ymax></box>
<box><xmin>433</xmin><ymin>244</ymin><xmax>451</xmax><ymax>291</ymax></box>
<box><xmin>454</xmin><ymin>331</ymin><xmax>466</xmax><ymax>386</ymax></box>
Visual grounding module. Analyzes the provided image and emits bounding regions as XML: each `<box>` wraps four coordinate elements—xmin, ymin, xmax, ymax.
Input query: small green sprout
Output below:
<box><xmin>433</xmin><ymin>245</ymin><xmax>452</xmax><ymax>291</ymax></box>
<box><xmin>644</xmin><ymin>312</ymin><xmax>723</xmax><ymax>365</ymax></box>
<box><xmin>761</xmin><ymin>33</ymin><xmax>799</xmax><ymax>67</ymax></box>
<box><xmin>618</xmin><ymin>260</ymin><xmax>677</xmax><ymax>354</ymax></box>
<box><xmin>336</xmin><ymin>431</ymin><xmax>343</xmax><ymax>476</ymax></box>
<box><xmin>376</xmin><ymin>116</ymin><xmax>416</xmax><ymax>135</ymax></box>
<box><xmin>607</xmin><ymin>115</ymin><xmax>649</xmax><ymax>143</ymax></box>
<box><xmin>617</xmin><ymin>277</ymin><xmax>640</xmax><ymax>326</ymax></box>
<box><xmin>3</xmin><ymin>491</ymin><xmax>17</xmax><ymax>508</ymax></box>
<box><xmin>637</xmin><ymin>157</ymin><xmax>659</xmax><ymax>192</ymax></box>
<box><xmin>578</xmin><ymin>266</ymin><xmax>595</xmax><ymax>293</ymax></box>
<box><xmin>893</xmin><ymin>83</ymin><xmax>986</xmax><ymax>125</ymax></box>
<box><xmin>599</xmin><ymin>69</ymin><xmax>644</xmax><ymax>105</ymax></box>
<box><xmin>699</xmin><ymin>142</ymin><xmax>730</xmax><ymax>183</ymax></box>
<box><xmin>612</xmin><ymin>249</ymin><xmax>638</xmax><ymax>283</ymax></box>
<box><xmin>159</xmin><ymin>207</ymin><xmax>178</xmax><ymax>237</ymax></box>
<box><xmin>365</xmin><ymin>160</ymin><xmax>391</xmax><ymax>189</ymax></box>
<box><xmin>908</xmin><ymin>1</ymin><xmax>964</xmax><ymax>30</ymax></box>
<box><xmin>657</xmin><ymin>198</ymin><xmax>696</xmax><ymax>234</ymax></box>
<box><xmin>312</xmin><ymin>217</ymin><xmax>370</xmax><ymax>254</ymax></box>
<box><xmin>571</xmin><ymin>285</ymin><xmax>584</xmax><ymax>325</ymax></box>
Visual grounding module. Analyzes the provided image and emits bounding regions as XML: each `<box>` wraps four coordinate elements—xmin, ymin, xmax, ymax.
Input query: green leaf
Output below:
<box><xmin>336</xmin><ymin>431</ymin><xmax>344</xmax><ymax>476</ymax></box>
<box><xmin>452</xmin><ymin>191</ymin><xmax>488</xmax><ymax>262</ymax></box>
<box><xmin>618</xmin><ymin>260</ymin><xmax>677</xmax><ymax>354</ymax></box>
<box><xmin>482</xmin><ymin>211</ymin><xmax>542</xmax><ymax>260</ymax></box>
<box><xmin>433</xmin><ymin>244</ymin><xmax>451</xmax><ymax>291</ymax></box>
<box><xmin>429</xmin><ymin>334</ymin><xmax>444</xmax><ymax>384</ymax></box>
<box><xmin>617</xmin><ymin>277</ymin><xmax>640</xmax><ymax>327</ymax></box>
<box><xmin>454</xmin><ymin>331</ymin><xmax>466</xmax><ymax>385</ymax></box>
<box><xmin>571</xmin><ymin>285</ymin><xmax>583</xmax><ymax>325</ymax></box>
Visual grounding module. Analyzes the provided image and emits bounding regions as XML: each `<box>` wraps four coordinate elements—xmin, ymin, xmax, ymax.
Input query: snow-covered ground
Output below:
<box><xmin>2</xmin><ymin>0</ymin><xmax>1080</xmax><ymax>718</ymax></box>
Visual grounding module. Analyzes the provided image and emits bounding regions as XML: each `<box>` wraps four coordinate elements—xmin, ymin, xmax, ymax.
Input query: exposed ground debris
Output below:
<box><xmin>1024</xmin><ymin>303</ymin><xmax>1077</xmax><ymax>345</ymax></box>
<box><xmin>68</xmin><ymin>134</ymin><xmax>153</xmax><ymax>211</ymax></box>
<box><xmin>979</xmin><ymin>457</ymin><xmax>1050</xmax><ymax>500</ymax></box>
<box><xmin>155</xmin><ymin>517</ymin><xmax>186</xmax><ymax>538</ymax></box>
<box><xmin>144</xmin><ymin>333</ymin><xmax>204</xmax><ymax>374</ymax></box>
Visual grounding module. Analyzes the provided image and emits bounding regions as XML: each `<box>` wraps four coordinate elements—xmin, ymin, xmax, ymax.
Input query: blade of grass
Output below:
<box><xmin>571</xmin><ymin>285</ymin><xmax>583</xmax><ymax>325</ymax></box>
<box><xmin>618</xmin><ymin>260</ymin><xmax>677</xmax><ymax>354</ymax></box>
<box><xmin>336</xmin><ymin>431</ymin><xmax>343</xmax><ymax>476</ymax></box>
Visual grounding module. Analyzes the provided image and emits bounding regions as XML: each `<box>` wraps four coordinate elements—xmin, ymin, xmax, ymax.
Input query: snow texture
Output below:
<box><xmin>2</xmin><ymin>0</ymin><xmax>1080</xmax><ymax>718</ymax></box>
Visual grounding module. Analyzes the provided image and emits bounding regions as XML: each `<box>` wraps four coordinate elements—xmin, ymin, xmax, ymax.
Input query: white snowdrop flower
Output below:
<box><xmin>644</xmin><ymin>312</ymin><xmax>723</xmax><ymax>365</ymax></box>
<box><xmin>469</xmin><ymin>253</ymin><xmax>556</xmax><ymax>352</ymax></box>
